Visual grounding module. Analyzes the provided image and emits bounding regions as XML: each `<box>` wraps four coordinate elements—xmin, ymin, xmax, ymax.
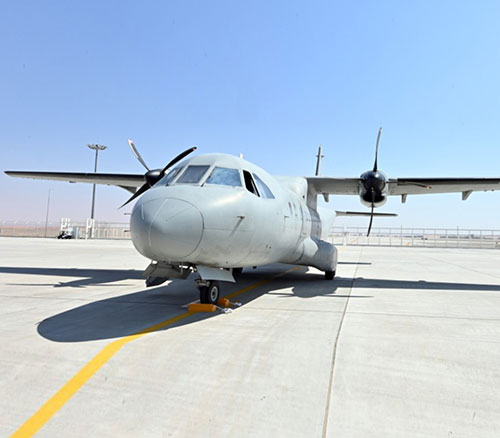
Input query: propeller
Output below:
<box><xmin>367</xmin><ymin>190</ymin><xmax>376</xmax><ymax>237</ymax></box>
<box><xmin>128</xmin><ymin>139</ymin><xmax>150</xmax><ymax>171</ymax></box>
<box><xmin>121</xmin><ymin>139</ymin><xmax>197</xmax><ymax>208</ymax></box>
<box><xmin>361</xmin><ymin>127</ymin><xmax>387</xmax><ymax>237</ymax></box>
<box><xmin>373</xmin><ymin>127</ymin><xmax>382</xmax><ymax>172</ymax></box>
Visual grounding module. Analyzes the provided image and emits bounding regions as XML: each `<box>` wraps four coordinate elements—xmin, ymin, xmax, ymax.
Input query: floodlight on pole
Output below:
<box><xmin>87</xmin><ymin>144</ymin><xmax>107</xmax><ymax>220</ymax></box>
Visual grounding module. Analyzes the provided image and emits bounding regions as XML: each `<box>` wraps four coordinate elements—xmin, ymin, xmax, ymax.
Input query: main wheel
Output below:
<box><xmin>199</xmin><ymin>280</ymin><xmax>221</xmax><ymax>304</ymax></box>
<box><xmin>325</xmin><ymin>270</ymin><xmax>335</xmax><ymax>280</ymax></box>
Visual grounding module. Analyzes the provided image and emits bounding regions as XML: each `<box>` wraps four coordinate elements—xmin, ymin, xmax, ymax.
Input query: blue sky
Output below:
<box><xmin>1</xmin><ymin>1</ymin><xmax>500</xmax><ymax>228</ymax></box>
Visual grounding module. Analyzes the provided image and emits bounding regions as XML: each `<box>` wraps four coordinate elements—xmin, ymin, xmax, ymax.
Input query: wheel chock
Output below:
<box><xmin>217</xmin><ymin>298</ymin><xmax>231</xmax><ymax>308</ymax></box>
<box><xmin>217</xmin><ymin>298</ymin><xmax>242</xmax><ymax>308</ymax></box>
<box><xmin>188</xmin><ymin>303</ymin><xmax>216</xmax><ymax>313</ymax></box>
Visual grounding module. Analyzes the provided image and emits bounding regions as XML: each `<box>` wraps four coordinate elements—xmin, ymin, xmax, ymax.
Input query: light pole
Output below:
<box><xmin>87</xmin><ymin>144</ymin><xmax>107</xmax><ymax>220</ymax></box>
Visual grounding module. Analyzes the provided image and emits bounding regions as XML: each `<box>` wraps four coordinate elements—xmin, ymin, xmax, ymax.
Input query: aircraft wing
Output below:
<box><xmin>306</xmin><ymin>177</ymin><xmax>360</xmax><ymax>195</ymax></box>
<box><xmin>388</xmin><ymin>178</ymin><xmax>500</xmax><ymax>197</ymax></box>
<box><xmin>4</xmin><ymin>171</ymin><xmax>145</xmax><ymax>193</ymax></box>
<box><xmin>307</xmin><ymin>176</ymin><xmax>500</xmax><ymax>199</ymax></box>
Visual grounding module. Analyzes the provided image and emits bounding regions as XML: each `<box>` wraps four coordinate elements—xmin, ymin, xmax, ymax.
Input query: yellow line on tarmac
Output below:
<box><xmin>10</xmin><ymin>268</ymin><xmax>299</xmax><ymax>438</ymax></box>
<box><xmin>10</xmin><ymin>312</ymin><xmax>191</xmax><ymax>438</ymax></box>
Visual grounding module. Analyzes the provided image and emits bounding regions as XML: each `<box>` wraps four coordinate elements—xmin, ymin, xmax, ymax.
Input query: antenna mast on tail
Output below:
<box><xmin>315</xmin><ymin>145</ymin><xmax>324</xmax><ymax>176</ymax></box>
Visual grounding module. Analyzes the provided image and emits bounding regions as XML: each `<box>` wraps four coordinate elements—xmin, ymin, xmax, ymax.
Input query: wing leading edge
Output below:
<box><xmin>4</xmin><ymin>171</ymin><xmax>145</xmax><ymax>193</ymax></box>
<box><xmin>388</xmin><ymin>178</ymin><xmax>500</xmax><ymax>196</ymax></box>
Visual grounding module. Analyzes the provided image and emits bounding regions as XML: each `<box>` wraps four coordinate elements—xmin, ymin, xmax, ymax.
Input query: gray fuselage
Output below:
<box><xmin>130</xmin><ymin>153</ymin><xmax>337</xmax><ymax>272</ymax></box>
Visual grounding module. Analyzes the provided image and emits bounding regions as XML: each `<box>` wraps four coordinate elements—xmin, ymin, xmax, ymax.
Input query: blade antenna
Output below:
<box><xmin>128</xmin><ymin>139</ymin><xmax>150</xmax><ymax>171</ymax></box>
<box><xmin>373</xmin><ymin>127</ymin><xmax>382</xmax><ymax>172</ymax></box>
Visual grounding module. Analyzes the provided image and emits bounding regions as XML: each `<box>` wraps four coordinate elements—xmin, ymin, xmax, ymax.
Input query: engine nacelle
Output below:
<box><xmin>359</xmin><ymin>170</ymin><xmax>388</xmax><ymax>208</ymax></box>
<box><xmin>359</xmin><ymin>189</ymin><xmax>387</xmax><ymax>208</ymax></box>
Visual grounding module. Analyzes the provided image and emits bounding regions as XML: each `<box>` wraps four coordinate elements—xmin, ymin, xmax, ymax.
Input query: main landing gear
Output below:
<box><xmin>197</xmin><ymin>279</ymin><xmax>221</xmax><ymax>304</ymax></box>
<box><xmin>324</xmin><ymin>270</ymin><xmax>336</xmax><ymax>280</ymax></box>
<box><xmin>232</xmin><ymin>267</ymin><xmax>243</xmax><ymax>277</ymax></box>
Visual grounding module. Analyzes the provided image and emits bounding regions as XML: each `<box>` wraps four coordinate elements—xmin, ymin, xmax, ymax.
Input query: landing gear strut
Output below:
<box><xmin>197</xmin><ymin>280</ymin><xmax>221</xmax><ymax>304</ymax></box>
<box><xmin>232</xmin><ymin>267</ymin><xmax>243</xmax><ymax>277</ymax></box>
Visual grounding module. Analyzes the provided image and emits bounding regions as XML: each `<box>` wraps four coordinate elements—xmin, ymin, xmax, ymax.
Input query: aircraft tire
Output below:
<box><xmin>324</xmin><ymin>270</ymin><xmax>335</xmax><ymax>280</ymax></box>
<box><xmin>200</xmin><ymin>280</ymin><xmax>220</xmax><ymax>304</ymax></box>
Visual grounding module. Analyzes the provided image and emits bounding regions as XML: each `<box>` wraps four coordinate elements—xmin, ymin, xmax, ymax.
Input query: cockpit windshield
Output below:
<box><xmin>205</xmin><ymin>167</ymin><xmax>242</xmax><ymax>187</ymax></box>
<box><xmin>176</xmin><ymin>165</ymin><xmax>210</xmax><ymax>184</ymax></box>
<box><xmin>156</xmin><ymin>166</ymin><xmax>182</xmax><ymax>186</ymax></box>
<box><xmin>253</xmin><ymin>173</ymin><xmax>275</xmax><ymax>198</ymax></box>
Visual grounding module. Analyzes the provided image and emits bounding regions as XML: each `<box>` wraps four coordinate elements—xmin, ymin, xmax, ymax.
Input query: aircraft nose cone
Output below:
<box><xmin>130</xmin><ymin>197</ymin><xmax>203</xmax><ymax>261</ymax></box>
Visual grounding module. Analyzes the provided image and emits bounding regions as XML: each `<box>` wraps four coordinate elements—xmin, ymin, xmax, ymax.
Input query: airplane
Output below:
<box><xmin>5</xmin><ymin>129</ymin><xmax>500</xmax><ymax>305</ymax></box>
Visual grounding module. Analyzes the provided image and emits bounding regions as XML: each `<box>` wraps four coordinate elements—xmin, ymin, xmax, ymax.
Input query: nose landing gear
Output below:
<box><xmin>196</xmin><ymin>279</ymin><xmax>221</xmax><ymax>304</ymax></box>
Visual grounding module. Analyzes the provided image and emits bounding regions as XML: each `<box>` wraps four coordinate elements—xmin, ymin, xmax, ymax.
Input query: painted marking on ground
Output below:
<box><xmin>10</xmin><ymin>266</ymin><xmax>300</xmax><ymax>437</ymax></box>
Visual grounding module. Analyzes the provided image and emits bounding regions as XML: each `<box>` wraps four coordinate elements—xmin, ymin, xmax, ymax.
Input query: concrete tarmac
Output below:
<box><xmin>1</xmin><ymin>237</ymin><xmax>500</xmax><ymax>437</ymax></box>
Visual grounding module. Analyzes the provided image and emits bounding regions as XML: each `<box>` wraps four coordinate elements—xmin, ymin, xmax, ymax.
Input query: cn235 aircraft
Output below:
<box><xmin>6</xmin><ymin>129</ymin><xmax>500</xmax><ymax>305</ymax></box>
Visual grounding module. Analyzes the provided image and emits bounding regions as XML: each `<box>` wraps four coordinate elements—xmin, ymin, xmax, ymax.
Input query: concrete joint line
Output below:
<box><xmin>322</xmin><ymin>247</ymin><xmax>363</xmax><ymax>438</ymax></box>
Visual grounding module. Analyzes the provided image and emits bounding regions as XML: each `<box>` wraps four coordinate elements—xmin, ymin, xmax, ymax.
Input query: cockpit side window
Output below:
<box><xmin>243</xmin><ymin>170</ymin><xmax>259</xmax><ymax>196</ymax></box>
<box><xmin>252</xmin><ymin>173</ymin><xmax>275</xmax><ymax>199</ymax></box>
<box><xmin>156</xmin><ymin>166</ymin><xmax>182</xmax><ymax>186</ymax></box>
<box><xmin>176</xmin><ymin>165</ymin><xmax>210</xmax><ymax>184</ymax></box>
<box><xmin>205</xmin><ymin>167</ymin><xmax>242</xmax><ymax>187</ymax></box>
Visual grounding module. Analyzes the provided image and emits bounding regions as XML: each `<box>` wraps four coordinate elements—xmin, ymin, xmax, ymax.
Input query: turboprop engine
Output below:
<box><xmin>358</xmin><ymin>127</ymin><xmax>389</xmax><ymax>236</ymax></box>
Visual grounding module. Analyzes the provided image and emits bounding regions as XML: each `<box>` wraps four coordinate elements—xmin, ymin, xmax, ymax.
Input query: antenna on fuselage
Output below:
<box><xmin>315</xmin><ymin>145</ymin><xmax>324</xmax><ymax>176</ymax></box>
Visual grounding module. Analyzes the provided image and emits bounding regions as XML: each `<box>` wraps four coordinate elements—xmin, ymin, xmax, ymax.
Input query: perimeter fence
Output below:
<box><xmin>331</xmin><ymin>227</ymin><xmax>500</xmax><ymax>249</ymax></box>
<box><xmin>0</xmin><ymin>221</ymin><xmax>61</xmax><ymax>238</ymax></box>
<box><xmin>0</xmin><ymin>219</ymin><xmax>130</xmax><ymax>240</ymax></box>
<box><xmin>1</xmin><ymin>220</ymin><xmax>500</xmax><ymax>249</ymax></box>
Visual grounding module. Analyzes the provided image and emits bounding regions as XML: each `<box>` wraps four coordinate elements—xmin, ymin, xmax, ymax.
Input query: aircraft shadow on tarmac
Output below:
<box><xmin>1</xmin><ymin>267</ymin><xmax>144</xmax><ymax>288</ymax></box>
<box><xmin>20</xmin><ymin>265</ymin><xmax>500</xmax><ymax>343</ymax></box>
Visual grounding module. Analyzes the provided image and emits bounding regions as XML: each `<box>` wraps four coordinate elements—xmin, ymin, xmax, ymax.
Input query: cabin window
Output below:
<box><xmin>243</xmin><ymin>170</ymin><xmax>259</xmax><ymax>196</ymax></box>
<box><xmin>157</xmin><ymin>166</ymin><xmax>182</xmax><ymax>186</ymax></box>
<box><xmin>253</xmin><ymin>173</ymin><xmax>275</xmax><ymax>199</ymax></box>
<box><xmin>176</xmin><ymin>165</ymin><xmax>210</xmax><ymax>184</ymax></box>
<box><xmin>205</xmin><ymin>167</ymin><xmax>242</xmax><ymax>187</ymax></box>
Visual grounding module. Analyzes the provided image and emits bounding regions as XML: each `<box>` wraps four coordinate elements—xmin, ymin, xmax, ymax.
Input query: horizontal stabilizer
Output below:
<box><xmin>336</xmin><ymin>211</ymin><xmax>398</xmax><ymax>217</ymax></box>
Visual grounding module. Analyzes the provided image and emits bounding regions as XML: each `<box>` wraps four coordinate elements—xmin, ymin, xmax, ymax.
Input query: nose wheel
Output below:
<box><xmin>325</xmin><ymin>270</ymin><xmax>336</xmax><ymax>280</ymax></box>
<box><xmin>198</xmin><ymin>280</ymin><xmax>221</xmax><ymax>304</ymax></box>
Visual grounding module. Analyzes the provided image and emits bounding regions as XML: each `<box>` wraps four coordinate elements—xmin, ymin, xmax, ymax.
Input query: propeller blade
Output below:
<box><xmin>160</xmin><ymin>146</ymin><xmax>197</xmax><ymax>175</ymax></box>
<box><xmin>367</xmin><ymin>190</ymin><xmax>375</xmax><ymax>236</ymax></box>
<box><xmin>120</xmin><ymin>145</ymin><xmax>197</xmax><ymax>209</ymax></box>
<box><xmin>373</xmin><ymin>127</ymin><xmax>382</xmax><ymax>172</ymax></box>
<box><xmin>120</xmin><ymin>182</ymin><xmax>149</xmax><ymax>208</ymax></box>
<box><xmin>128</xmin><ymin>139</ymin><xmax>150</xmax><ymax>171</ymax></box>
